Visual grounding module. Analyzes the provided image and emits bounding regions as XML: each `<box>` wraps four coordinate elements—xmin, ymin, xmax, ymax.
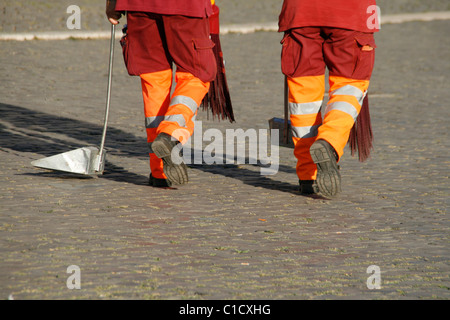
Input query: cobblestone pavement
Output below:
<box><xmin>0</xmin><ymin>2</ymin><xmax>449</xmax><ymax>300</ymax></box>
<box><xmin>1</xmin><ymin>0</ymin><xmax>450</xmax><ymax>32</ymax></box>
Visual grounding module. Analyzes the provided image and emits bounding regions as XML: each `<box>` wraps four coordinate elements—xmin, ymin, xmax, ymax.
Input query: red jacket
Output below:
<box><xmin>115</xmin><ymin>0</ymin><xmax>213</xmax><ymax>18</ymax></box>
<box><xmin>279</xmin><ymin>0</ymin><xmax>379</xmax><ymax>33</ymax></box>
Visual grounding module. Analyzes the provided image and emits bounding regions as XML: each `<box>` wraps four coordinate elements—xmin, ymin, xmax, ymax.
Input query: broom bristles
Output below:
<box><xmin>348</xmin><ymin>94</ymin><xmax>373</xmax><ymax>162</ymax></box>
<box><xmin>201</xmin><ymin>5</ymin><xmax>235</xmax><ymax>122</ymax></box>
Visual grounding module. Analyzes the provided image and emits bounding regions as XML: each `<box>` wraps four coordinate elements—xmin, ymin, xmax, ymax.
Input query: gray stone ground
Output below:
<box><xmin>1</xmin><ymin>0</ymin><xmax>450</xmax><ymax>32</ymax></box>
<box><xmin>0</xmin><ymin>1</ymin><xmax>449</xmax><ymax>300</ymax></box>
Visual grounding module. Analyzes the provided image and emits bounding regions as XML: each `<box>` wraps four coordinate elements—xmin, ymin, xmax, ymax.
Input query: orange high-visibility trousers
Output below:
<box><xmin>140</xmin><ymin>70</ymin><xmax>171</xmax><ymax>180</ymax></box>
<box><xmin>281</xmin><ymin>27</ymin><xmax>375</xmax><ymax>180</ymax></box>
<box><xmin>141</xmin><ymin>71</ymin><xmax>210</xmax><ymax>179</ymax></box>
<box><xmin>124</xmin><ymin>12</ymin><xmax>216</xmax><ymax>179</ymax></box>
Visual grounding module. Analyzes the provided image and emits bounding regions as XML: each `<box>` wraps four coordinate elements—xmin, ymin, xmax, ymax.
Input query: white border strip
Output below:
<box><xmin>0</xmin><ymin>31</ymin><xmax>115</xmax><ymax>41</ymax></box>
<box><xmin>1</xmin><ymin>11</ymin><xmax>449</xmax><ymax>41</ymax></box>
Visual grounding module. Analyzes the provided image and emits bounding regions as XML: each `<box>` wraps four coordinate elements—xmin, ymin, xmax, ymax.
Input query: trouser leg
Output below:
<box><xmin>154</xmin><ymin>14</ymin><xmax>216</xmax><ymax>144</ymax></box>
<box><xmin>125</xmin><ymin>12</ymin><xmax>217</xmax><ymax>180</ymax></box>
<box><xmin>288</xmin><ymin>75</ymin><xmax>325</xmax><ymax>180</ymax></box>
<box><xmin>156</xmin><ymin>72</ymin><xmax>210</xmax><ymax>145</ymax></box>
<box><xmin>319</xmin><ymin>28</ymin><xmax>376</xmax><ymax>159</ymax></box>
<box><xmin>281</xmin><ymin>27</ymin><xmax>326</xmax><ymax>180</ymax></box>
<box><xmin>318</xmin><ymin>76</ymin><xmax>370</xmax><ymax>160</ymax></box>
<box><xmin>126</xmin><ymin>12</ymin><xmax>173</xmax><ymax>179</ymax></box>
<box><xmin>140</xmin><ymin>69</ymin><xmax>172</xmax><ymax>179</ymax></box>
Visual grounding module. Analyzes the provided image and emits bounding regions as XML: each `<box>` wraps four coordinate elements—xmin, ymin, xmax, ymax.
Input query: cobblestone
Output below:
<box><xmin>0</xmin><ymin>1</ymin><xmax>448</xmax><ymax>300</ymax></box>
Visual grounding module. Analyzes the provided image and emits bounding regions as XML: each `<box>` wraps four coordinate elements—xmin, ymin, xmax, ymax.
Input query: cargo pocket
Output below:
<box><xmin>281</xmin><ymin>32</ymin><xmax>301</xmax><ymax>78</ymax></box>
<box><xmin>120</xmin><ymin>24</ymin><xmax>138</xmax><ymax>76</ymax></box>
<box><xmin>352</xmin><ymin>34</ymin><xmax>376</xmax><ymax>80</ymax></box>
<box><xmin>192</xmin><ymin>38</ymin><xmax>217</xmax><ymax>82</ymax></box>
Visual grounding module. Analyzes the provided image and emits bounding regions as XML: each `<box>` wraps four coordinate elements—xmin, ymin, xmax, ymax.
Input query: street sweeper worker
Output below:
<box><xmin>279</xmin><ymin>0</ymin><xmax>379</xmax><ymax>197</ymax></box>
<box><xmin>106</xmin><ymin>0</ymin><xmax>233</xmax><ymax>188</ymax></box>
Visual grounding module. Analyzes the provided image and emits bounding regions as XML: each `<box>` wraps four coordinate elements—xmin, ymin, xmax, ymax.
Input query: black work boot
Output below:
<box><xmin>299</xmin><ymin>180</ymin><xmax>318</xmax><ymax>195</ymax></box>
<box><xmin>151</xmin><ymin>133</ymin><xmax>188</xmax><ymax>185</ymax></box>
<box><xmin>148</xmin><ymin>174</ymin><xmax>172</xmax><ymax>188</ymax></box>
<box><xmin>309</xmin><ymin>139</ymin><xmax>341</xmax><ymax>197</ymax></box>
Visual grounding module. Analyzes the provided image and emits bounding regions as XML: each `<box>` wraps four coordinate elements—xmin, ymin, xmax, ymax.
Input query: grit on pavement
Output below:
<box><xmin>0</xmin><ymin>1</ymin><xmax>449</xmax><ymax>300</ymax></box>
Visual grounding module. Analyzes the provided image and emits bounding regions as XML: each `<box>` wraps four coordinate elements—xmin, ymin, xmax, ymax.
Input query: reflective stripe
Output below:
<box><xmin>146</xmin><ymin>95</ymin><xmax>198</xmax><ymax>130</ymax></box>
<box><xmin>145</xmin><ymin>116</ymin><xmax>164</xmax><ymax>128</ymax></box>
<box><xmin>170</xmin><ymin>95</ymin><xmax>198</xmax><ymax>114</ymax></box>
<box><xmin>289</xmin><ymin>101</ymin><xmax>322</xmax><ymax>115</ymax></box>
<box><xmin>164</xmin><ymin>114</ymin><xmax>186</xmax><ymax>127</ymax></box>
<box><xmin>325</xmin><ymin>101</ymin><xmax>359</xmax><ymax>121</ymax></box>
<box><xmin>331</xmin><ymin>85</ymin><xmax>365</xmax><ymax>104</ymax></box>
<box><xmin>291</xmin><ymin>124</ymin><xmax>320</xmax><ymax>139</ymax></box>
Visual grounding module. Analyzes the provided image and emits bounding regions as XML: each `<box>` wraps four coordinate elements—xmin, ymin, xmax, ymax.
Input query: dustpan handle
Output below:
<box><xmin>98</xmin><ymin>24</ymin><xmax>115</xmax><ymax>167</ymax></box>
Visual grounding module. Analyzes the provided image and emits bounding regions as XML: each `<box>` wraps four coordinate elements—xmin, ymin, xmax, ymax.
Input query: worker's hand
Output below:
<box><xmin>106</xmin><ymin>0</ymin><xmax>123</xmax><ymax>25</ymax></box>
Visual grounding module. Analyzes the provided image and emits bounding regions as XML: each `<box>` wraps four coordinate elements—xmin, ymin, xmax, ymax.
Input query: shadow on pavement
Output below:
<box><xmin>0</xmin><ymin>102</ymin><xmax>318</xmax><ymax>197</ymax></box>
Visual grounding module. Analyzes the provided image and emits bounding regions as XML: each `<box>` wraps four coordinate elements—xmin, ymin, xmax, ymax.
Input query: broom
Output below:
<box><xmin>201</xmin><ymin>2</ymin><xmax>235</xmax><ymax>122</ymax></box>
<box><xmin>348</xmin><ymin>93</ymin><xmax>373</xmax><ymax>162</ymax></box>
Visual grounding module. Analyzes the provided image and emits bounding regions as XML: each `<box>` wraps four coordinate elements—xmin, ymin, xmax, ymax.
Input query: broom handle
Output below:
<box><xmin>284</xmin><ymin>75</ymin><xmax>289</xmax><ymax>145</ymax></box>
<box><xmin>98</xmin><ymin>24</ymin><xmax>115</xmax><ymax>168</ymax></box>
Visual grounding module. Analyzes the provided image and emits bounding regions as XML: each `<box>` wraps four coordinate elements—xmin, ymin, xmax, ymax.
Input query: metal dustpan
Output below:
<box><xmin>32</xmin><ymin>25</ymin><xmax>116</xmax><ymax>176</ymax></box>
<box><xmin>268</xmin><ymin>76</ymin><xmax>294</xmax><ymax>148</ymax></box>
